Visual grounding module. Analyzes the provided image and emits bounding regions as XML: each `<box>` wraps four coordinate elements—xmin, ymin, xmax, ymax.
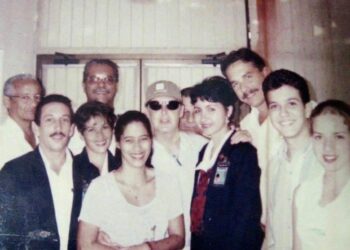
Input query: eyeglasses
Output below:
<box><xmin>147</xmin><ymin>100</ymin><xmax>181</xmax><ymax>111</ymax></box>
<box><xmin>9</xmin><ymin>94</ymin><xmax>41</xmax><ymax>103</ymax></box>
<box><xmin>86</xmin><ymin>75</ymin><xmax>117</xmax><ymax>85</ymax></box>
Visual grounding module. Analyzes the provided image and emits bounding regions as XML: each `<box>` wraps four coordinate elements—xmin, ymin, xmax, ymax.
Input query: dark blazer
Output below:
<box><xmin>74</xmin><ymin>147</ymin><xmax>119</xmax><ymax>189</ymax></box>
<box><xmin>0</xmin><ymin>148</ymin><xmax>83</xmax><ymax>250</ymax></box>
<box><xmin>191</xmin><ymin>132</ymin><xmax>264</xmax><ymax>250</ymax></box>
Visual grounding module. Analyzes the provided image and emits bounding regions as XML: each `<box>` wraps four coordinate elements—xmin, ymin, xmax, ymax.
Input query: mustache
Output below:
<box><xmin>242</xmin><ymin>88</ymin><xmax>259</xmax><ymax>99</ymax></box>
<box><xmin>50</xmin><ymin>132</ymin><xmax>66</xmax><ymax>138</ymax></box>
<box><xmin>93</xmin><ymin>88</ymin><xmax>111</xmax><ymax>94</ymax></box>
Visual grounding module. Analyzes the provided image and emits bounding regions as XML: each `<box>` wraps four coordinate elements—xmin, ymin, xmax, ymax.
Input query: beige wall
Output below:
<box><xmin>252</xmin><ymin>0</ymin><xmax>350</xmax><ymax>103</ymax></box>
<box><xmin>0</xmin><ymin>0</ymin><xmax>38</xmax><ymax>81</ymax></box>
<box><xmin>0</xmin><ymin>0</ymin><xmax>38</xmax><ymax>119</ymax></box>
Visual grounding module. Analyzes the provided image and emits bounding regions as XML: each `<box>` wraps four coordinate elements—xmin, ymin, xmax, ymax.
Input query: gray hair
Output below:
<box><xmin>3</xmin><ymin>74</ymin><xmax>40</xmax><ymax>96</ymax></box>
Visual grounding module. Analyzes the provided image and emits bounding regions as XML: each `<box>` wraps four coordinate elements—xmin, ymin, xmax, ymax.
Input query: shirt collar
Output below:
<box><xmin>197</xmin><ymin>129</ymin><xmax>234</xmax><ymax>172</ymax></box>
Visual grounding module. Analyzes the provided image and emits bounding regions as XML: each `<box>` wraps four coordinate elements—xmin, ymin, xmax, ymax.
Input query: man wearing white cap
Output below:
<box><xmin>145</xmin><ymin>80</ymin><xmax>207</xmax><ymax>250</ymax></box>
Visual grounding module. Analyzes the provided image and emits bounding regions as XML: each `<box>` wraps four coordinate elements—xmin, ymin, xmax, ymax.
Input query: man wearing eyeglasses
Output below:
<box><xmin>82</xmin><ymin>59</ymin><xmax>118</xmax><ymax>108</ymax></box>
<box><xmin>0</xmin><ymin>74</ymin><xmax>43</xmax><ymax>169</ymax></box>
<box><xmin>69</xmin><ymin>59</ymin><xmax>119</xmax><ymax>155</ymax></box>
<box><xmin>145</xmin><ymin>80</ymin><xmax>207</xmax><ymax>250</ymax></box>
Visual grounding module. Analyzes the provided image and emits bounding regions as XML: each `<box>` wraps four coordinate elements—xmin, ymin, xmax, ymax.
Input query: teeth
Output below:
<box><xmin>95</xmin><ymin>141</ymin><xmax>106</xmax><ymax>146</ymax></box>
<box><xmin>95</xmin><ymin>89</ymin><xmax>108</xmax><ymax>94</ymax></box>
<box><xmin>132</xmin><ymin>153</ymin><xmax>144</xmax><ymax>159</ymax></box>
<box><xmin>323</xmin><ymin>155</ymin><xmax>336</xmax><ymax>163</ymax></box>
<box><xmin>280</xmin><ymin>121</ymin><xmax>293</xmax><ymax>126</ymax></box>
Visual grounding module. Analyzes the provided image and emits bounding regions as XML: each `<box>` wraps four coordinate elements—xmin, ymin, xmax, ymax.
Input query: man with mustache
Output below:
<box><xmin>0</xmin><ymin>94</ymin><xmax>83</xmax><ymax>250</ymax></box>
<box><xmin>0</xmin><ymin>74</ymin><xmax>44</xmax><ymax>169</ymax></box>
<box><xmin>221</xmin><ymin>48</ymin><xmax>282</xmax><ymax>226</ymax></box>
<box><xmin>69</xmin><ymin>59</ymin><xmax>119</xmax><ymax>155</ymax></box>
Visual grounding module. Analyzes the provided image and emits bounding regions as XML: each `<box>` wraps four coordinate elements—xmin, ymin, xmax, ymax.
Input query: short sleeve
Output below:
<box><xmin>78</xmin><ymin>177</ymin><xmax>106</xmax><ymax>227</ymax></box>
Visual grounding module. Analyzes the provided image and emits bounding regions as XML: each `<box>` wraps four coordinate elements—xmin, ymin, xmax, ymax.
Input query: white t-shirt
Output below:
<box><xmin>295</xmin><ymin>174</ymin><xmax>350</xmax><ymax>250</ymax></box>
<box><xmin>152</xmin><ymin>132</ymin><xmax>207</xmax><ymax>249</ymax></box>
<box><xmin>79</xmin><ymin>170</ymin><xmax>183</xmax><ymax>247</ymax></box>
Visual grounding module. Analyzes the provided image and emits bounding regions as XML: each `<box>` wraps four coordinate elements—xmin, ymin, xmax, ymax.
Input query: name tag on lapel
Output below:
<box><xmin>213</xmin><ymin>154</ymin><xmax>230</xmax><ymax>186</ymax></box>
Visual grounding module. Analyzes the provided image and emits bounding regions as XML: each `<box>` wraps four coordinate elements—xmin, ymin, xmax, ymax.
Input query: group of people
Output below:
<box><xmin>0</xmin><ymin>48</ymin><xmax>348</xmax><ymax>250</ymax></box>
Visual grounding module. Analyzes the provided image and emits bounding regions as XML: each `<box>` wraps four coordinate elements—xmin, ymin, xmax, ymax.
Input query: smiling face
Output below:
<box><xmin>179</xmin><ymin>96</ymin><xmax>202</xmax><ymax>134</ymax></box>
<box><xmin>119</xmin><ymin>121</ymin><xmax>152</xmax><ymax>169</ymax></box>
<box><xmin>83</xmin><ymin>64</ymin><xmax>117</xmax><ymax>107</ymax></box>
<box><xmin>193</xmin><ymin>99</ymin><xmax>232</xmax><ymax>141</ymax></box>
<box><xmin>267</xmin><ymin>85</ymin><xmax>310</xmax><ymax>140</ymax></box>
<box><xmin>81</xmin><ymin>115</ymin><xmax>113</xmax><ymax>155</ymax></box>
<box><xmin>35</xmin><ymin>102</ymin><xmax>74</xmax><ymax>154</ymax></box>
<box><xmin>225</xmin><ymin>60</ymin><xmax>268</xmax><ymax>110</ymax></box>
<box><xmin>312</xmin><ymin>113</ymin><xmax>350</xmax><ymax>172</ymax></box>
<box><xmin>5</xmin><ymin>79</ymin><xmax>42</xmax><ymax>123</ymax></box>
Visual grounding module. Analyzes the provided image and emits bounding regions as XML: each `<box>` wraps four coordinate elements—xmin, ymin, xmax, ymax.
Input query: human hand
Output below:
<box><xmin>97</xmin><ymin>231</ymin><xmax>123</xmax><ymax>248</ymax></box>
<box><xmin>119</xmin><ymin>242</ymin><xmax>152</xmax><ymax>250</ymax></box>
<box><xmin>230</xmin><ymin>128</ymin><xmax>252</xmax><ymax>144</ymax></box>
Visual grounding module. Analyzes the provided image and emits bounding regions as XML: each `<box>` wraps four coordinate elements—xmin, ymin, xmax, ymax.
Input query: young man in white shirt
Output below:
<box><xmin>0</xmin><ymin>94</ymin><xmax>83</xmax><ymax>250</ymax></box>
<box><xmin>262</xmin><ymin>69</ymin><xmax>323</xmax><ymax>250</ymax></box>
<box><xmin>145</xmin><ymin>80</ymin><xmax>207</xmax><ymax>250</ymax></box>
<box><xmin>0</xmin><ymin>74</ymin><xmax>43</xmax><ymax>168</ymax></box>
<box><xmin>221</xmin><ymin>48</ymin><xmax>282</xmax><ymax>225</ymax></box>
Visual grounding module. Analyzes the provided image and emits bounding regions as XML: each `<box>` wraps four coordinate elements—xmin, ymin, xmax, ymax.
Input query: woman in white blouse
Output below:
<box><xmin>293</xmin><ymin>100</ymin><xmax>350</xmax><ymax>250</ymax></box>
<box><xmin>78</xmin><ymin>110</ymin><xmax>185</xmax><ymax>250</ymax></box>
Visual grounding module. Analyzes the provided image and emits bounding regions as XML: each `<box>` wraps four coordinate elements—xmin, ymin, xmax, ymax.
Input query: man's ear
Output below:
<box><xmin>33</xmin><ymin>122</ymin><xmax>40</xmax><ymax>138</ymax></box>
<box><xmin>68</xmin><ymin>123</ymin><xmax>75</xmax><ymax>138</ymax></box>
<box><xmin>227</xmin><ymin>106</ymin><xmax>233</xmax><ymax>122</ymax></box>
<box><xmin>305</xmin><ymin>101</ymin><xmax>316</xmax><ymax>118</ymax></box>
<box><xmin>3</xmin><ymin>96</ymin><xmax>11</xmax><ymax>109</ymax></box>
<box><xmin>262</xmin><ymin>66</ymin><xmax>271</xmax><ymax>77</ymax></box>
<box><xmin>179</xmin><ymin>104</ymin><xmax>184</xmax><ymax>117</ymax></box>
<box><xmin>82</xmin><ymin>82</ymin><xmax>87</xmax><ymax>94</ymax></box>
<box><xmin>78</xmin><ymin>129</ymin><xmax>85</xmax><ymax>141</ymax></box>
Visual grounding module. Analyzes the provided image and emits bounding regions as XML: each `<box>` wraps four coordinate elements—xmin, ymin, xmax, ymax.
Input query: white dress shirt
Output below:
<box><xmin>40</xmin><ymin>147</ymin><xmax>74</xmax><ymax>250</ymax></box>
<box><xmin>240</xmin><ymin>107</ymin><xmax>282</xmax><ymax>224</ymax></box>
<box><xmin>266</xmin><ymin>140</ymin><xmax>323</xmax><ymax>250</ymax></box>
<box><xmin>0</xmin><ymin>117</ymin><xmax>34</xmax><ymax>169</ymax></box>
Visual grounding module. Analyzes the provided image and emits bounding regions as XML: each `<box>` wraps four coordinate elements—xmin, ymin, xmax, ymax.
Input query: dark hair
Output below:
<box><xmin>34</xmin><ymin>94</ymin><xmax>73</xmax><ymax>125</ymax></box>
<box><xmin>262</xmin><ymin>69</ymin><xmax>310</xmax><ymax>105</ymax></box>
<box><xmin>220</xmin><ymin>48</ymin><xmax>266</xmax><ymax>78</ymax></box>
<box><xmin>310</xmin><ymin>99</ymin><xmax>350</xmax><ymax>133</ymax></box>
<box><xmin>83</xmin><ymin>59</ymin><xmax>119</xmax><ymax>83</ymax></box>
<box><xmin>181</xmin><ymin>87</ymin><xmax>193</xmax><ymax>97</ymax></box>
<box><xmin>190</xmin><ymin>76</ymin><xmax>238</xmax><ymax>125</ymax></box>
<box><xmin>114</xmin><ymin>110</ymin><xmax>153</xmax><ymax>168</ymax></box>
<box><xmin>74</xmin><ymin>101</ymin><xmax>116</xmax><ymax>134</ymax></box>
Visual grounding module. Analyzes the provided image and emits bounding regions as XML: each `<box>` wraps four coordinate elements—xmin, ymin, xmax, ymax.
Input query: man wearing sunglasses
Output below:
<box><xmin>0</xmin><ymin>74</ymin><xmax>44</xmax><ymax>169</ymax></box>
<box><xmin>145</xmin><ymin>80</ymin><xmax>207</xmax><ymax>250</ymax></box>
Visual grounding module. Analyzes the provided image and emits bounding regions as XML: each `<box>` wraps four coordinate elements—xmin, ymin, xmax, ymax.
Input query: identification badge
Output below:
<box><xmin>213</xmin><ymin>154</ymin><xmax>230</xmax><ymax>186</ymax></box>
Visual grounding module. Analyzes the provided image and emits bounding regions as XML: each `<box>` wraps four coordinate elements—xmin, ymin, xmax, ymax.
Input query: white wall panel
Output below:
<box><xmin>71</xmin><ymin>0</ymin><xmax>84</xmax><ymax>47</ymax></box>
<box><xmin>37</xmin><ymin>0</ymin><xmax>247</xmax><ymax>53</ymax></box>
<box><xmin>106</xmin><ymin>0</ymin><xmax>120</xmax><ymax>47</ymax></box>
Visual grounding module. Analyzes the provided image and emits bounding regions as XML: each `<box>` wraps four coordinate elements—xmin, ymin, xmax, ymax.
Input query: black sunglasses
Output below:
<box><xmin>147</xmin><ymin>100</ymin><xmax>181</xmax><ymax>111</ymax></box>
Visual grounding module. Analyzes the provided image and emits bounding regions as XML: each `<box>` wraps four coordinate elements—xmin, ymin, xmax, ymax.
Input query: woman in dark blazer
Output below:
<box><xmin>73</xmin><ymin>101</ymin><xmax>119</xmax><ymax>187</ymax></box>
<box><xmin>190</xmin><ymin>76</ymin><xmax>264</xmax><ymax>250</ymax></box>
